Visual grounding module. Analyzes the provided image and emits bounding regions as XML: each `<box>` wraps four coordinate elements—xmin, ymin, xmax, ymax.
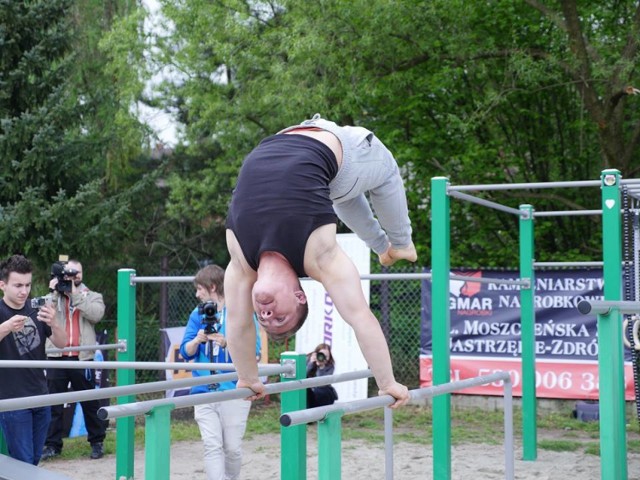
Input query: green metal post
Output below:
<box><xmin>144</xmin><ymin>404</ymin><xmax>175</xmax><ymax>480</ymax></box>
<box><xmin>116</xmin><ymin>268</ymin><xmax>137</xmax><ymax>480</ymax></box>
<box><xmin>519</xmin><ymin>204</ymin><xmax>537</xmax><ymax>460</ymax></box>
<box><xmin>599</xmin><ymin>169</ymin><xmax>627</xmax><ymax>480</ymax></box>
<box><xmin>318</xmin><ymin>411</ymin><xmax>343</xmax><ymax>480</ymax></box>
<box><xmin>431</xmin><ymin>176</ymin><xmax>451</xmax><ymax>479</ymax></box>
<box><xmin>280</xmin><ymin>352</ymin><xmax>307</xmax><ymax>480</ymax></box>
<box><xmin>0</xmin><ymin>427</ymin><xmax>6</xmax><ymax>455</ymax></box>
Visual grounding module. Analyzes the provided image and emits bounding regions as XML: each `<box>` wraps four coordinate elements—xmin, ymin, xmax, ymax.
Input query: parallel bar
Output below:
<box><xmin>577</xmin><ymin>300</ymin><xmax>640</xmax><ymax>316</ymax></box>
<box><xmin>282</xmin><ymin>372</ymin><xmax>514</xmax><ymax>480</ymax></box>
<box><xmin>533</xmin><ymin>209</ymin><xmax>603</xmax><ymax>217</ymax></box>
<box><xmin>451</xmin><ymin>180</ymin><xmax>600</xmax><ymax>191</ymax></box>
<box><xmin>448</xmin><ymin>190</ymin><xmax>523</xmax><ymax>216</ymax></box>
<box><xmin>45</xmin><ymin>342</ymin><xmax>126</xmax><ymax>354</ymax></box>
<box><xmin>0</xmin><ymin>365</ymin><xmax>290</xmax><ymax>412</ymax></box>
<box><xmin>133</xmin><ymin>275</ymin><xmax>195</xmax><ymax>283</ymax></box>
<box><xmin>138</xmin><ymin>273</ymin><xmax>433</xmax><ymax>283</ymax></box>
<box><xmin>281</xmin><ymin>372</ymin><xmax>510</xmax><ymax>426</ymax></box>
<box><xmin>101</xmin><ymin>369</ymin><xmax>373</xmax><ymax>420</ymax></box>
<box><xmin>0</xmin><ymin>360</ymin><xmax>289</xmax><ymax>372</ymax></box>
<box><xmin>534</xmin><ymin>261</ymin><xmax>603</xmax><ymax>268</ymax></box>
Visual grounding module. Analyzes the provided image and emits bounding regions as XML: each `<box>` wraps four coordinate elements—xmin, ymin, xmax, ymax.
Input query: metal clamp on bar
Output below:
<box><xmin>280</xmin><ymin>358</ymin><xmax>297</xmax><ymax>379</ymax></box>
<box><xmin>577</xmin><ymin>300</ymin><xmax>640</xmax><ymax>315</ymax></box>
<box><xmin>117</xmin><ymin>339</ymin><xmax>127</xmax><ymax>352</ymax></box>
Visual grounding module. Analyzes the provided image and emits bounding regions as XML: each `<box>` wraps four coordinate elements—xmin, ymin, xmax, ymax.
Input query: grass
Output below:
<box><xmin>50</xmin><ymin>400</ymin><xmax>640</xmax><ymax>462</ymax></box>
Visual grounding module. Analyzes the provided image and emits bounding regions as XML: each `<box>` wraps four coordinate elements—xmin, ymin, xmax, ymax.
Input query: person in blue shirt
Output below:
<box><xmin>180</xmin><ymin>264</ymin><xmax>261</xmax><ymax>480</ymax></box>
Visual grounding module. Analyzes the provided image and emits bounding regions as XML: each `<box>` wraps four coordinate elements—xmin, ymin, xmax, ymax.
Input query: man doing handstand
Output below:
<box><xmin>225</xmin><ymin>114</ymin><xmax>415</xmax><ymax>406</ymax></box>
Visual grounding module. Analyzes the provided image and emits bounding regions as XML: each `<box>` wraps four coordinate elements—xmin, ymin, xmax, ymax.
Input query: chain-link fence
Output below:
<box><xmin>100</xmin><ymin>265</ymin><xmax>424</xmax><ymax>400</ymax></box>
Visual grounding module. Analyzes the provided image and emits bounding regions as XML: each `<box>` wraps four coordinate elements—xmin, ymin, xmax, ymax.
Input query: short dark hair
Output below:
<box><xmin>194</xmin><ymin>264</ymin><xmax>225</xmax><ymax>296</ymax></box>
<box><xmin>0</xmin><ymin>255</ymin><xmax>33</xmax><ymax>281</ymax></box>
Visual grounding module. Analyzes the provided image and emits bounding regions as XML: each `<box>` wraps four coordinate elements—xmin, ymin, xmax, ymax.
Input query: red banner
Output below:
<box><xmin>420</xmin><ymin>356</ymin><xmax>636</xmax><ymax>400</ymax></box>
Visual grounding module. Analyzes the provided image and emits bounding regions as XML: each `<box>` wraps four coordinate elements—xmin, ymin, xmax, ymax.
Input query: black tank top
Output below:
<box><xmin>226</xmin><ymin>134</ymin><xmax>338</xmax><ymax>276</ymax></box>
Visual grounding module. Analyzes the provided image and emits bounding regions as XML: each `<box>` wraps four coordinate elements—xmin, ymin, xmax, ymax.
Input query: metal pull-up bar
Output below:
<box><xmin>577</xmin><ymin>300</ymin><xmax>640</xmax><ymax>315</ymax></box>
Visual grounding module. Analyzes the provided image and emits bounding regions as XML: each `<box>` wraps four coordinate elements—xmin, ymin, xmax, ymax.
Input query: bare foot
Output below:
<box><xmin>378</xmin><ymin>242</ymin><xmax>418</xmax><ymax>267</ymax></box>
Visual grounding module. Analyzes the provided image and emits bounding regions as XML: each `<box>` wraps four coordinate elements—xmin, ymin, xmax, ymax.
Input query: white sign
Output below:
<box><xmin>295</xmin><ymin>233</ymin><xmax>370</xmax><ymax>402</ymax></box>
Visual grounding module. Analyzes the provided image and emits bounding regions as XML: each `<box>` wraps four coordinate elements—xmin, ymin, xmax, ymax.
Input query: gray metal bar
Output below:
<box><xmin>448</xmin><ymin>190</ymin><xmax>524</xmax><ymax>216</ymax></box>
<box><xmin>533</xmin><ymin>209</ymin><xmax>604</xmax><ymax>217</ymax></box>
<box><xmin>449</xmin><ymin>274</ymin><xmax>529</xmax><ymax>287</ymax></box>
<box><xmin>384</xmin><ymin>407</ymin><xmax>393</xmax><ymax>480</ymax></box>
<box><xmin>450</xmin><ymin>180</ymin><xmax>601</xmax><ymax>192</ymax></box>
<box><xmin>0</xmin><ymin>365</ymin><xmax>291</xmax><ymax>412</ymax></box>
<box><xmin>282</xmin><ymin>372</ymin><xmax>514</xmax><ymax>479</ymax></box>
<box><xmin>504</xmin><ymin>379</ymin><xmax>514</xmax><ymax>480</ymax></box>
<box><xmin>45</xmin><ymin>342</ymin><xmax>126</xmax><ymax>354</ymax></box>
<box><xmin>534</xmin><ymin>261</ymin><xmax>603</xmax><ymax>268</ymax></box>
<box><xmin>577</xmin><ymin>300</ymin><xmax>640</xmax><ymax>315</ymax></box>
<box><xmin>100</xmin><ymin>369</ymin><xmax>373</xmax><ymax>420</ymax></box>
<box><xmin>0</xmin><ymin>360</ymin><xmax>289</xmax><ymax>372</ymax></box>
<box><xmin>281</xmin><ymin>372</ymin><xmax>510</xmax><ymax>426</ymax></box>
<box><xmin>133</xmin><ymin>275</ymin><xmax>195</xmax><ymax>283</ymax></box>
<box><xmin>139</xmin><ymin>273</ymin><xmax>433</xmax><ymax>284</ymax></box>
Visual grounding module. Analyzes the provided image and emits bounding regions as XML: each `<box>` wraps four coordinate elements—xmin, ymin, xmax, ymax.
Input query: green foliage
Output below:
<box><xmin>116</xmin><ymin>0</ymin><xmax>640</xmax><ymax>269</ymax></box>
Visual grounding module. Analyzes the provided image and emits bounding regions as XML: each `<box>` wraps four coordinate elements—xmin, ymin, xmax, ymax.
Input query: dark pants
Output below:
<box><xmin>45</xmin><ymin>357</ymin><xmax>107</xmax><ymax>450</ymax></box>
<box><xmin>0</xmin><ymin>407</ymin><xmax>50</xmax><ymax>465</ymax></box>
<box><xmin>307</xmin><ymin>385</ymin><xmax>338</xmax><ymax>408</ymax></box>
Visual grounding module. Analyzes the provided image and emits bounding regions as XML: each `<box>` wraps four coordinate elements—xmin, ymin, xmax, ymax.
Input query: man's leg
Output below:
<box><xmin>194</xmin><ymin>402</ymin><xmax>224</xmax><ymax>480</ymax></box>
<box><xmin>0</xmin><ymin>409</ymin><xmax>36</xmax><ymax>464</ymax></box>
<box><xmin>367</xmin><ymin>168</ymin><xmax>417</xmax><ymax>266</ymax></box>
<box><xmin>331</xmin><ymin>134</ymin><xmax>415</xmax><ymax>263</ymax></box>
<box><xmin>68</xmin><ymin>365</ymin><xmax>106</xmax><ymax>458</ymax></box>
<box><xmin>44</xmin><ymin>364</ymin><xmax>69</xmax><ymax>455</ymax></box>
<box><xmin>32</xmin><ymin>406</ymin><xmax>51</xmax><ymax>465</ymax></box>
<box><xmin>333</xmin><ymin>195</ymin><xmax>389</xmax><ymax>254</ymax></box>
<box><xmin>219</xmin><ymin>399</ymin><xmax>251</xmax><ymax>480</ymax></box>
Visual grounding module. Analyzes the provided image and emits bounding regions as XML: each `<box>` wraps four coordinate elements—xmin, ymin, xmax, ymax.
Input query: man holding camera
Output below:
<box><xmin>180</xmin><ymin>264</ymin><xmax>261</xmax><ymax>480</ymax></box>
<box><xmin>0</xmin><ymin>254</ymin><xmax>66</xmax><ymax>465</ymax></box>
<box><xmin>41</xmin><ymin>259</ymin><xmax>107</xmax><ymax>461</ymax></box>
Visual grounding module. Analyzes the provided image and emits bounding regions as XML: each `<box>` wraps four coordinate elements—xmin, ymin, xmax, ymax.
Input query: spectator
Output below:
<box><xmin>180</xmin><ymin>264</ymin><xmax>261</xmax><ymax>480</ymax></box>
<box><xmin>306</xmin><ymin>343</ymin><xmax>338</xmax><ymax>408</ymax></box>
<box><xmin>0</xmin><ymin>254</ymin><xmax>66</xmax><ymax>465</ymax></box>
<box><xmin>41</xmin><ymin>259</ymin><xmax>107</xmax><ymax>461</ymax></box>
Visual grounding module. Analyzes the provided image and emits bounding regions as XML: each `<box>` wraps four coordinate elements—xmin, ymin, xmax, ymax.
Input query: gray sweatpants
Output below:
<box><xmin>329</xmin><ymin>134</ymin><xmax>413</xmax><ymax>255</ymax></box>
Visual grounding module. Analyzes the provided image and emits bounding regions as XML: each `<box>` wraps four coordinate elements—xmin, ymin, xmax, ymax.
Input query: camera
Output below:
<box><xmin>198</xmin><ymin>301</ymin><xmax>219</xmax><ymax>334</ymax></box>
<box><xmin>316</xmin><ymin>352</ymin><xmax>327</xmax><ymax>362</ymax></box>
<box><xmin>30</xmin><ymin>295</ymin><xmax>52</xmax><ymax>309</ymax></box>
<box><xmin>51</xmin><ymin>259</ymin><xmax>79</xmax><ymax>293</ymax></box>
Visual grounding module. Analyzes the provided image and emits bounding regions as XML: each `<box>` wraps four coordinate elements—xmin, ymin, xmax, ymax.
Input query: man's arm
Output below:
<box><xmin>306</xmin><ymin>225</ymin><xmax>409</xmax><ymax>406</ymax></box>
<box><xmin>70</xmin><ymin>290</ymin><xmax>105</xmax><ymax>324</ymax></box>
<box><xmin>224</xmin><ymin>229</ymin><xmax>263</xmax><ymax>397</ymax></box>
<box><xmin>180</xmin><ymin>309</ymin><xmax>204</xmax><ymax>360</ymax></box>
<box><xmin>38</xmin><ymin>304</ymin><xmax>67</xmax><ymax>348</ymax></box>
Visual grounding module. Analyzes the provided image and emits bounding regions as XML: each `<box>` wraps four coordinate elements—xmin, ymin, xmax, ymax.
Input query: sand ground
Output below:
<box><xmin>42</xmin><ymin>430</ymin><xmax>640</xmax><ymax>479</ymax></box>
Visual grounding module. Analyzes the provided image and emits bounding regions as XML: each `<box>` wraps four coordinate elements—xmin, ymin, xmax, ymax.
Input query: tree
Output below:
<box><xmin>0</xmin><ymin>0</ymin><xmax>157</xmax><ymax>307</ymax></box>
<box><xmin>117</xmin><ymin>0</ymin><xmax>640</xmax><ymax>267</ymax></box>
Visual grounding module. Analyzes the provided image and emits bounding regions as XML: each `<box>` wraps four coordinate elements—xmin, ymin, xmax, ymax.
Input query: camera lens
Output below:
<box><xmin>316</xmin><ymin>352</ymin><xmax>326</xmax><ymax>362</ymax></box>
